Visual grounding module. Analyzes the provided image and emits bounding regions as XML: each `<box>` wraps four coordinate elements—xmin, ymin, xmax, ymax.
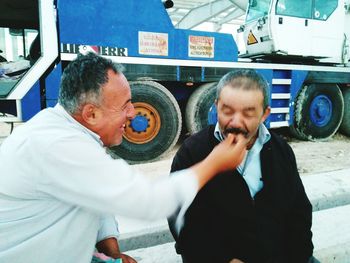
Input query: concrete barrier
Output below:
<box><xmin>119</xmin><ymin>225</ymin><xmax>173</xmax><ymax>252</ymax></box>
<box><xmin>120</xmin><ymin>169</ymin><xmax>350</xmax><ymax>261</ymax></box>
<box><xmin>125</xmin><ymin>242</ymin><xmax>180</xmax><ymax>263</ymax></box>
<box><xmin>125</xmin><ymin>204</ymin><xmax>350</xmax><ymax>263</ymax></box>
<box><xmin>302</xmin><ymin>169</ymin><xmax>350</xmax><ymax>211</ymax></box>
<box><xmin>312</xmin><ymin>204</ymin><xmax>350</xmax><ymax>262</ymax></box>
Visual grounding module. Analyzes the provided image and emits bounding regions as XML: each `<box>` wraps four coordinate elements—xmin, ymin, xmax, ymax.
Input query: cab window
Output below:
<box><xmin>246</xmin><ymin>0</ymin><xmax>271</xmax><ymax>22</ymax></box>
<box><xmin>313</xmin><ymin>0</ymin><xmax>338</xmax><ymax>20</ymax></box>
<box><xmin>0</xmin><ymin>0</ymin><xmax>39</xmax><ymax>98</ymax></box>
<box><xmin>276</xmin><ymin>0</ymin><xmax>312</xmax><ymax>18</ymax></box>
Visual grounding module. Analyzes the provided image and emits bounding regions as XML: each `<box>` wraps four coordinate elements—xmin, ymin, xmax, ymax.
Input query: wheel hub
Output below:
<box><xmin>124</xmin><ymin>102</ymin><xmax>161</xmax><ymax>144</ymax></box>
<box><xmin>131</xmin><ymin>115</ymin><xmax>149</xmax><ymax>132</ymax></box>
<box><xmin>309</xmin><ymin>95</ymin><xmax>332</xmax><ymax>127</ymax></box>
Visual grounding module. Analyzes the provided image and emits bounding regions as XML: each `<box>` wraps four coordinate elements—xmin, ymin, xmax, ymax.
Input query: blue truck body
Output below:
<box><xmin>0</xmin><ymin>0</ymin><xmax>349</xmax><ymax>162</ymax></box>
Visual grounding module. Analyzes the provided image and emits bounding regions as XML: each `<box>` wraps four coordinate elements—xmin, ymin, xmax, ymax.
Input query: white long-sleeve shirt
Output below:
<box><xmin>0</xmin><ymin>104</ymin><xmax>197</xmax><ymax>263</ymax></box>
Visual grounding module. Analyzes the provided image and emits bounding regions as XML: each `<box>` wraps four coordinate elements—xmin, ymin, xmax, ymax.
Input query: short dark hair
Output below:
<box><xmin>58</xmin><ymin>52</ymin><xmax>124</xmax><ymax>114</ymax></box>
<box><xmin>216</xmin><ymin>69</ymin><xmax>270</xmax><ymax>110</ymax></box>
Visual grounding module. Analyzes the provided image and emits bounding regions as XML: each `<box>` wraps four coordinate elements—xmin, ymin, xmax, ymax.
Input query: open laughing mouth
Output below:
<box><xmin>224</xmin><ymin>127</ymin><xmax>249</xmax><ymax>138</ymax></box>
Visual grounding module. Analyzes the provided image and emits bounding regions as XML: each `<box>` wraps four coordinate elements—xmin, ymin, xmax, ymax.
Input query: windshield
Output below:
<box><xmin>246</xmin><ymin>0</ymin><xmax>271</xmax><ymax>22</ymax></box>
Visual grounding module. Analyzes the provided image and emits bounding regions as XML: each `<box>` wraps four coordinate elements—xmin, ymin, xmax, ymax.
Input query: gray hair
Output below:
<box><xmin>58</xmin><ymin>52</ymin><xmax>124</xmax><ymax>114</ymax></box>
<box><xmin>216</xmin><ymin>69</ymin><xmax>270</xmax><ymax>110</ymax></box>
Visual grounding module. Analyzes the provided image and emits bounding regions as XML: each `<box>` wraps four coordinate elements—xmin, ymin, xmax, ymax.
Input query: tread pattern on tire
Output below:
<box><xmin>185</xmin><ymin>82</ymin><xmax>217</xmax><ymax>135</ymax></box>
<box><xmin>340</xmin><ymin>88</ymin><xmax>350</xmax><ymax>136</ymax></box>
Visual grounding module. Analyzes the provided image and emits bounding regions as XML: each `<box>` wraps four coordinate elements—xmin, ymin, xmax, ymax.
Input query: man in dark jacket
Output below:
<box><xmin>168</xmin><ymin>69</ymin><xmax>315</xmax><ymax>263</ymax></box>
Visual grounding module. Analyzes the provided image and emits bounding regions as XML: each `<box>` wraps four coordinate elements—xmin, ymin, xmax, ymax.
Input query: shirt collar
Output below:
<box><xmin>54</xmin><ymin>103</ymin><xmax>103</xmax><ymax>145</ymax></box>
<box><xmin>214</xmin><ymin>123</ymin><xmax>224</xmax><ymax>142</ymax></box>
<box><xmin>214</xmin><ymin>122</ymin><xmax>271</xmax><ymax>146</ymax></box>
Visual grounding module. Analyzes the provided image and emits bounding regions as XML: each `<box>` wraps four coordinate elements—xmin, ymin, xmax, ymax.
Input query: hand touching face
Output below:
<box><xmin>216</xmin><ymin>85</ymin><xmax>270</xmax><ymax>147</ymax></box>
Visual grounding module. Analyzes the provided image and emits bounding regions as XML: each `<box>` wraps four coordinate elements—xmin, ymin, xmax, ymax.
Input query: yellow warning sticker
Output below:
<box><xmin>247</xmin><ymin>31</ymin><xmax>258</xmax><ymax>45</ymax></box>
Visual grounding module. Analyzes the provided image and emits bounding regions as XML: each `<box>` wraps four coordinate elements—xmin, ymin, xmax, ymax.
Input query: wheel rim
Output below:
<box><xmin>309</xmin><ymin>95</ymin><xmax>332</xmax><ymax>127</ymax></box>
<box><xmin>124</xmin><ymin>102</ymin><xmax>161</xmax><ymax>144</ymax></box>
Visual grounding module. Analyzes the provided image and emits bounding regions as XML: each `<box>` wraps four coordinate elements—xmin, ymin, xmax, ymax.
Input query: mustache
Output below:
<box><xmin>224</xmin><ymin>127</ymin><xmax>249</xmax><ymax>138</ymax></box>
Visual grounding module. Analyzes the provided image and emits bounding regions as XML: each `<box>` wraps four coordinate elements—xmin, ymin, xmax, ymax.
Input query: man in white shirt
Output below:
<box><xmin>0</xmin><ymin>52</ymin><xmax>247</xmax><ymax>263</ymax></box>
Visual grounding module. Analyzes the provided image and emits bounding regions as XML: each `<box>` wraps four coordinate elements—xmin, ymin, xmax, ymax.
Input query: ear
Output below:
<box><xmin>215</xmin><ymin>98</ymin><xmax>218</xmax><ymax>106</ymax></box>
<box><xmin>261</xmin><ymin>106</ymin><xmax>271</xmax><ymax>122</ymax></box>
<box><xmin>81</xmin><ymin>103</ymin><xmax>101</xmax><ymax>125</ymax></box>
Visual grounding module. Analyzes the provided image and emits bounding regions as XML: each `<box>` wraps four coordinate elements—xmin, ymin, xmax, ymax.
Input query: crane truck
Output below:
<box><xmin>0</xmin><ymin>0</ymin><xmax>349</xmax><ymax>162</ymax></box>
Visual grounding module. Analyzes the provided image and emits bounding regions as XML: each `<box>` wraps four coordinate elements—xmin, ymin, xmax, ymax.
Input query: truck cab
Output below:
<box><xmin>241</xmin><ymin>0</ymin><xmax>350</xmax><ymax>64</ymax></box>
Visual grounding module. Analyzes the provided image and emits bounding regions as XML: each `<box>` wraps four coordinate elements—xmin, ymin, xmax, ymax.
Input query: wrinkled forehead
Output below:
<box><xmin>221</xmin><ymin>77</ymin><xmax>262</xmax><ymax>94</ymax></box>
<box><xmin>219</xmin><ymin>81</ymin><xmax>264</xmax><ymax>98</ymax></box>
<box><xmin>218</xmin><ymin>84</ymin><xmax>265</xmax><ymax>110</ymax></box>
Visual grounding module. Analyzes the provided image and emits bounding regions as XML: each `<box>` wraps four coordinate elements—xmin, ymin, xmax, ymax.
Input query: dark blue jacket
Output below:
<box><xmin>168</xmin><ymin>125</ymin><xmax>313</xmax><ymax>263</ymax></box>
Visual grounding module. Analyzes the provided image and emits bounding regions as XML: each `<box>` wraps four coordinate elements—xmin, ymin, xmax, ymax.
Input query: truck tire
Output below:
<box><xmin>290</xmin><ymin>84</ymin><xmax>344</xmax><ymax>140</ymax></box>
<box><xmin>109</xmin><ymin>81</ymin><xmax>182</xmax><ymax>163</ymax></box>
<box><xmin>185</xmin><ymin>82</ymin><xmax>217</xmax><ymax>134</ymax></box>
<box><xmin>340</xmin><ymin>88</ymin><xmax>350</xmax><ymax>136</ymax></box>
